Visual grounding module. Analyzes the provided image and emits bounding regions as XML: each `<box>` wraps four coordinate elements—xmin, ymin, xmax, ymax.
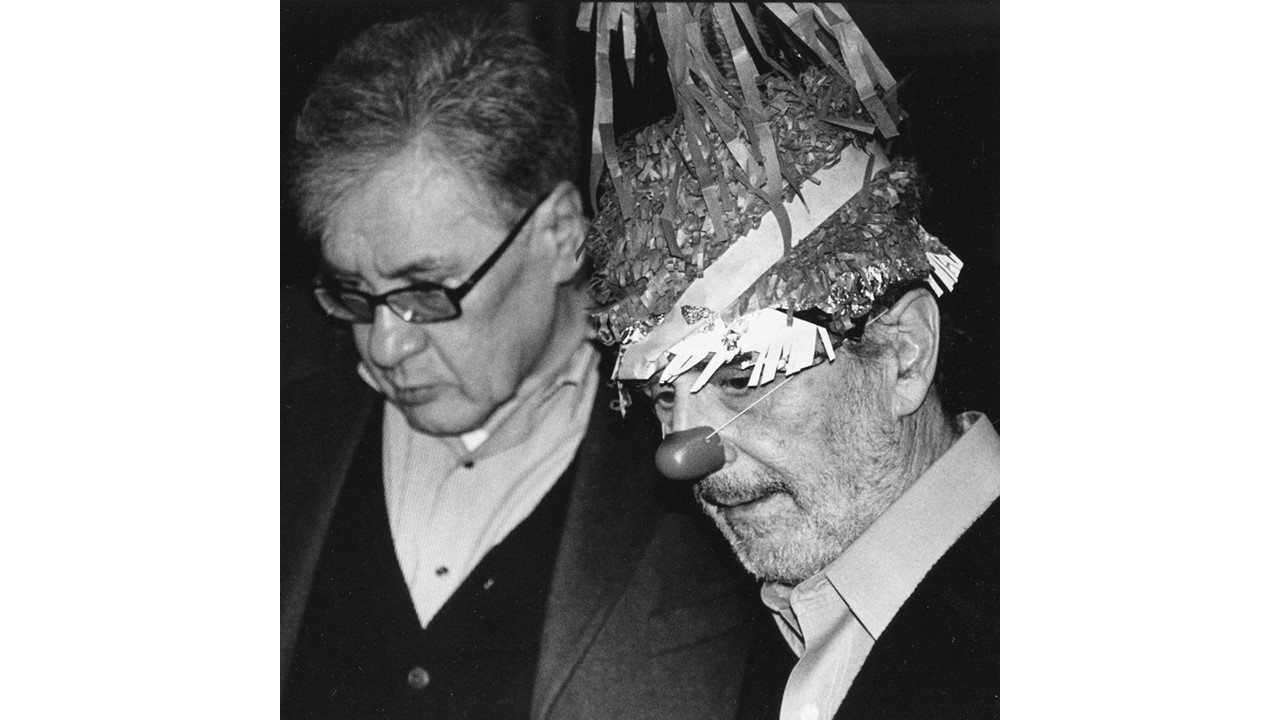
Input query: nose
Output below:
<box><xmin>663</xmin><ymin>378</ymin><xmax>724</xmax><ymax>435</ymax></box>
<box><xmin>654</xmin><ymin>378</ymin><xmax>738</xmax><ymax>481</ymax></box>
<box><xmin>364</xmin><ymin>305</ymin><xmax>429</xmax><ymax>369</ymax></box>
<box><xmin>666</xmin><ymin>385</ymin><xmax>693</xmax><ymax>434</ymax></box>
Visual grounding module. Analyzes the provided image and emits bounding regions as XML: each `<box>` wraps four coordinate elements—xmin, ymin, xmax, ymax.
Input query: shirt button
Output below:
<box><xmin>800</xmin><ymin>703</ymin><xmax>820</xmax><ymax>720</ymax></box>
<box><xmin>406</xmin><ymin>666</ymin><xmax>430</xmax><ymax>690</ymax></box>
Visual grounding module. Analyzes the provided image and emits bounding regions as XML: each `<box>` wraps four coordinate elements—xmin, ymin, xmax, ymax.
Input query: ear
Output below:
<box><xmin>872</xmin><ymin>288</ymin><xmax>942</xmax><ymax>418</ymax></box>
<box><xmin>531</xmin><ymin>180</ymin><xmax>588</xmax><ymax>284</ymax></box>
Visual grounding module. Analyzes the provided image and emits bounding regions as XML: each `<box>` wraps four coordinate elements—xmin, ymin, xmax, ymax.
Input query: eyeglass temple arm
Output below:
<box><xmin>447</xmin><ymin>195</ymin><xmax>547</xmax><ymax>302</ymax></box>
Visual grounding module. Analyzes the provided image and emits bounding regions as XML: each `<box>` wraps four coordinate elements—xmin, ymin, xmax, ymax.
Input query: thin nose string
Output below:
<box><xmin>704</xmin><ymin>372</ymin><xmax>796</xmax><ymax>441</ymax></box>
<box><xmin>699</xmin><ymin>308</ymin><xmax>890</xmax><ymax>442</ymax></box>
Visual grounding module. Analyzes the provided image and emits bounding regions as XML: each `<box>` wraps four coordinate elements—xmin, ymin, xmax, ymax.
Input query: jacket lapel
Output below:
<box><xmin>280</xmin><ymin>370</ymin><xmax>378</xmax><ymax>682</ymax></box>
<box><xmin>532</xmin><ymin>388</ymin><xmax>662</xmax><ymax>720</ymax></box>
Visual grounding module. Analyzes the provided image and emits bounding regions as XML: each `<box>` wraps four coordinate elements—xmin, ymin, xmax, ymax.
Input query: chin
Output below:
<box><xmin>399</xmin><ymin>402</ymin><xmax>489</xmax><ymax>437</ymax></box>
<box><xmin>716</xmin><ymin>518</ymin><xmax>843</xmax><ymax>586</ymax></box>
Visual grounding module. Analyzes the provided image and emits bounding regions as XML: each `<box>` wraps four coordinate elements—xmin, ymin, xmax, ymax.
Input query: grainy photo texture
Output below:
<box><xmin>281</xmin><ymin>4</ymin><xmax>998</xmax><ymax>719</ymax></box>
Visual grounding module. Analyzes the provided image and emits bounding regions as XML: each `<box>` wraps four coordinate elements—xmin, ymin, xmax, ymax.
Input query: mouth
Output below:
<box><xmin>697</xmin><ymin>479</ymin><xmax>787</xmax><ymax>510</ymax></box>
<box><xmin>389</xmin><ymin>384</ymin><xmax>445</xmax><ymax>406</ymax></box>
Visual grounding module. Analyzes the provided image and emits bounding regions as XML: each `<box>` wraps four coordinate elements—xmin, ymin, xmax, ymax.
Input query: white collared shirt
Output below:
<box><xmin>762</xmin><ymin>412</ymin><xmax>1000</xmax><ymax>720</ymax></box>
<box><xmin>380</xmin><ymin>343</ymin><xmax>600</xmax><ymax>627</ymax></box>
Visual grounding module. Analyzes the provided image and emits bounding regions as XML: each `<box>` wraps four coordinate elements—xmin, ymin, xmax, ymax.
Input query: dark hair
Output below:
<box><xmin>292</xmin><ymin>11</ymin><xmax>580</xmax><ymax>237</ymax></box>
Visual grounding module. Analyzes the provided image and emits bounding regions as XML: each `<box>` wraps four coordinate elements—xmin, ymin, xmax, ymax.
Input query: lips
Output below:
<box><xmin>702</xmin><ymin>488</ymin><xmax>771</xmax><ymax>509</ymax></box>
<box><xmin>698</xmin><ymin>477</ymin><xmax>787</xmax><ymax>507</ymax></box>
<box><xmin>389</xmin><ymin>384</ymin><xmax>445</xmax><ymax>406</ymax></box>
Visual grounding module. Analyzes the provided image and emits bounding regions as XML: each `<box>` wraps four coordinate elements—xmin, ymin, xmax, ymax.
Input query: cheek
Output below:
<box><xmin>654</xmin><ymin>406</ymin><xmax>673</xmax><ymax>431</ymax></box>
<box><xmin>351</xmin><ymin>326</ymin><xmax>374</xmax><ymax>362</ymax></box>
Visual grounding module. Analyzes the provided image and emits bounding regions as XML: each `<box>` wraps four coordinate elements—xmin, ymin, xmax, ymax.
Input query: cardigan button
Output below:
<box><xmin>406</xmin><ymin>666</ymin><xmax>431</xmax><ymax>690</ymax></box>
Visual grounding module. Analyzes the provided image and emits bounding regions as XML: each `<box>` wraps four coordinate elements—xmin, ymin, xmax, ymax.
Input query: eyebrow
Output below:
<box><xmin>320</xmin><ymin>255</ymin><xmax>458</xmax><ymax>283</ymax></box>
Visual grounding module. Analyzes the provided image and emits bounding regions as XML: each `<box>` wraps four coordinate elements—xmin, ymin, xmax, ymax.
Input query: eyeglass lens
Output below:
<box><xmin>315</xmin><ymin>287</ymin><xmax>459</xmax><ymax>324</ymax></box>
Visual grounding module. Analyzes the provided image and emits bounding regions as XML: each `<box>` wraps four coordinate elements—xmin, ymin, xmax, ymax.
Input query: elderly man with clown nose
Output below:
<box><xmin>580</xmin><ymin>4</ymin><xmax>998</xmax><ymax>719</ymax></box>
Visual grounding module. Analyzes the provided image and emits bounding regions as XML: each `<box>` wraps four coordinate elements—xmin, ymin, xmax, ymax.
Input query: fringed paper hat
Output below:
<box><xmin>578</xmin><ymin>3</ymin><xmax>962</xmax><ymax>392</ymax></box>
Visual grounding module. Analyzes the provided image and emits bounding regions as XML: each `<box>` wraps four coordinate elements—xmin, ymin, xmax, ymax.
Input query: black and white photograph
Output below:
<box><xmin>11</xmin><ymin>1</ymin><xmax>1280</xmax><ymax>718</ymax></box>
<box><xmin>281</xmin><ymin>3</ymin><xmax>998</xmax><ymax>719</ymax></box>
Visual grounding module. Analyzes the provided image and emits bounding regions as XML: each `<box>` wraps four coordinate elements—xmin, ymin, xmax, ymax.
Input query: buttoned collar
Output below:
<box><xmin>763</xmin><ymin>412</ymin><xmax>999</xmax><ymax>641</ymax></box>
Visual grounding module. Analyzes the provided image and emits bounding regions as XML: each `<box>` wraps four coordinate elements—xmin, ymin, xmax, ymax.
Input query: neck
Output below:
<box><xmin>509</xmin><ymin>286</ymin><xmax>594</xmax><ymax>408</ymax></box>
<box><xmin>891</xmin><ymin>392</ymin><xmax>958</xmax><ymax>498</ymax></box>
<box><xmin>847</xmin><ymin>391</ymin><xmax>955</xmax><ymax>532</ymax></box>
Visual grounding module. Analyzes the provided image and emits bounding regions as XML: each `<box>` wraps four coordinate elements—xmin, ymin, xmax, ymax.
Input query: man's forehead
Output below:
<box><xmin>320</xmin><ymin>152</ymin><xmax>499</xmax><ymax>279</ymax></box>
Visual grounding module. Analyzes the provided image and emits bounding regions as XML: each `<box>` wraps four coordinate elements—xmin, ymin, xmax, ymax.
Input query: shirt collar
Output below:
<box><xmin>448</xmin><ymin>341</ymin><xmax>599</xmax><ymax>461</ymax></box>
<box><xmin>765</xmin><ymin>412</ymin><xmax>999</xmax><ymax>639</ymax></box>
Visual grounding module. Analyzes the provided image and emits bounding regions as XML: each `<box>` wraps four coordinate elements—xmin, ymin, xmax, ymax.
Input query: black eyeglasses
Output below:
<box><xmin>314</xmin><ymin>194</ymin><xmax>547</xmax><ymax>324</ymax></box>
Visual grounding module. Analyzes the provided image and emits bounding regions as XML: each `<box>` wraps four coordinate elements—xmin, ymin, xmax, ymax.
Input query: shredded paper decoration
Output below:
<box><xmin>578</xmin><ymin>2</ymin><xmax>963</xmax><ymax>387</ymax></box>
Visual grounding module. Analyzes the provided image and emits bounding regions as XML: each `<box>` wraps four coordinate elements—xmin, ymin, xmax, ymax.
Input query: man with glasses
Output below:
<box><xmin>281</xmin><ymin>11</ymin><xmax>763</xmax><ymax>720</ymax></box>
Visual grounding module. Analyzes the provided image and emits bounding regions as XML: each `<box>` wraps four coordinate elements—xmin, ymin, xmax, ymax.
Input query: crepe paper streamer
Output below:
<box><xmin>587</xmin><ymin>116</ymin><xmax>605</xmax><ymax>215</ymax></box>
<box><xmin>593</xmin><ymin>4</ymin><xmax>632</xmax><ymax>221</ymax></box>
<box><xmin>690</xmin><ymin>346</ymin><xmax>737</xmax><ymax>393</ymax></box>
<box><xmin>730</xmin><ymin>3</ymin><xmax>791</xmax><ymax>79</ymax></box>
<box><xmin>802</xmin><ymin>4</ymin><xmax>899</xmax><ymax>138</ymax></box>
<box><xmin>575</xmin><ymin>3</ymin><xmax>595</xmax><ymax>32</ymax></box>
<box><xmin>680</xmin><ymin>37</ymin><xmax>766</xmax><ymax>194</ymax></box>
<box><xmin>621</xmin><ymin>4</ymin><xmax>637</xmax><ymax>87</ymax></box>
<box><xmin>713</xmin><ymin>4</ymin><xmax>788</xmax><ymax>218</ymax></box>
<box><xmin>652</xmin><ymin>6</ymin><xmax>731</xmax><ymax>249</ymax></box>
<box><xmin>747</xmin><ymin>348</ymin><xmax>767</xmax><ymax>387</ymax></box>
<box><xmin>658</xmin><ymin>347</ymin><xmax>705</xmax><ymax>385</ymax></box>
<box><xmin>680</xmin><ymin>84</ymin><xmax>754</xmax><ymax>178</ymax></box>
<box><xmin>680</xmin><ymin>102</ymin><xmax>730</xmax><ymax>246</ymax></box>
<box><xmin>652</xmin><ymin>309</ymin><xmax>828</xmax><ymax>390</ymax></box>
<box><xmin>818</xmin><ymin>326</ymin><xmax>836</xmax><ymax>362</ymax></box>
<box><xmin>616</xmin><ymin>142</ymin><xmax>887</xmax><ymax>380</ymax></box>
<box><xmin>762</xmin><ymin>3</ymin><xmax>898</xmax><ymax>139</ymax></box>
<box><xmin>926</xmin><ymin>248</ymin><xmax>964</xmax><ymax>293</ymax></box>
<box><xmin>728</xmin><ymin>163</ymin><xmax>792</xmax><ymax>255</ymax></box>
<box><xmin>754</xmin><ymin>332</ymin><xmax>781</xmax><ymax>387</ymax></box>
<box><xmin>682</xmin><ymin>20</ymin><xmax>737</xmax><ymax>102</ymax></box>
<box><xmin>585</xmin><ymin>5</ymin><xmax>607</xmax><ymax>215</ymax></box>
<box><xmin>832</xmin><ymin>22</ymin><xmax>899</xmax><ymax>138</ymax></box>
<box><xmin>660</xmin><ymin>217</ymin><xmax>682</xmax><ymax>257</ymax></box>
<box><xmin>801</xmin><ymin>13</ymin><xmax>856</xmax><ymax>89</ymax></box>
<box><xmin>819</xmin><ymin>115</ymin><xmax>877</xmax><ymax>135</ymax></box>
<box><xmin>707</xmin><ymin>314</ymin><xmax>820</xmax><ymax>385</ymax></box>
<box><xmin>653</xmin><ymin>3</ymin><xmax>689</xmax><ymax>102</ymax></box>
<box><xmin>786</xmin><ymin>318</ymin><xmax>818</xmax><ymax>375</ymax></box>
<box><xmin>820</xmin><ymin>3</ymin><xmax>896</xmax><ymax>90</ymax></box>
<box><xmin>763</xmin><ymin>4</ymin><xmax>850</xmax><ymax>84</ymax></box>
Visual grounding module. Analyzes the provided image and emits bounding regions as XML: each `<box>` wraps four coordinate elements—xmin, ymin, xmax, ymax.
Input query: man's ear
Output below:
<box><xmin>872</xmin><ymin>288</ymin><xmax>942</xmax><ymax>417</ymax></box>
<box><xmin>532</xmin><ymin>181</ymin><xmax>588</xmax><ymax>284</ymax></box>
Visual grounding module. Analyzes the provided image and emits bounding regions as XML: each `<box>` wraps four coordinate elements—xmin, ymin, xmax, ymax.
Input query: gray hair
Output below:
<box><xmin>291</xmin><ymin>11</ymin><xmax>580</xmax><ymax>237</ymax></box>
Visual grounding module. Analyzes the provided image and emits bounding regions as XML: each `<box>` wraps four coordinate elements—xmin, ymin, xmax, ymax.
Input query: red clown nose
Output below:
<box><xmin>655</xmin><ymin>427</ymin><xmax>726</xmax><ymax>481</ymax></box>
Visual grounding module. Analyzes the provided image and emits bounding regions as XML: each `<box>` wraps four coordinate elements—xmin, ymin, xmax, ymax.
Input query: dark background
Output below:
<box><xmin>280</xmin><ymin>1</ymin><xmax>999</xmax><ymax>423</ymax></box>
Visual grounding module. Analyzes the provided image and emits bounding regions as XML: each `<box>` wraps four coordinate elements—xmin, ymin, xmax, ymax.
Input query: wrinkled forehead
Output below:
<box><xmin>319</xmin><ymin>149</ymin><xmax>502</xmax><ymax>275</ymax></box>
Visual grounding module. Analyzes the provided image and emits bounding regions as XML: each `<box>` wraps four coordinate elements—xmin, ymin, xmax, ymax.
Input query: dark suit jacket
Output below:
<box><xmin>736</xmin><ymin>500</ymin><xmax>999</xmax><ymax>720</ymax></box>
<box><xmin>834</xmin><ymin>499</ymin><xmax>1000</xmax><ymax>720</ymax></box>
<box><xmin>282</xmin><ymin>336</ymin><xmax>765</xmax><ymax>720</ymax></box>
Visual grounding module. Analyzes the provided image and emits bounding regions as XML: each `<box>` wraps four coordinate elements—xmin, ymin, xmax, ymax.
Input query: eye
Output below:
<box><xmin>650</xmin><ymin>386</ymin><xmax>676</xmax><ymax>411</ymax></box>
<box><xmin>713</xmin><ymin>368</ymin><xmax>755</xmax><ymax>397</ymax></box>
